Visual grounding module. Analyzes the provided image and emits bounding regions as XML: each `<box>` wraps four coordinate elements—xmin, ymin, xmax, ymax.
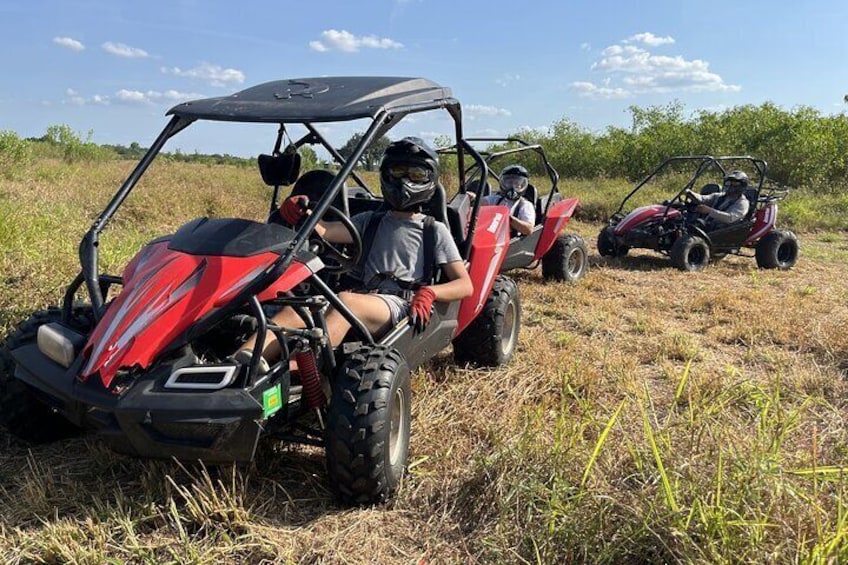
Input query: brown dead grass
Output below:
<box><xmin>1</xmin><ymin>160</ymin><xmax>847</xmax><ymax>563</ymax></box>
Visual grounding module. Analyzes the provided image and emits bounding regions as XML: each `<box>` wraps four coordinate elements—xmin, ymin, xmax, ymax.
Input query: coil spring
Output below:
<box><xmin>294</xmin><ymin>350</ymin><xmax>324</xmax><ymax>409</ymax></box>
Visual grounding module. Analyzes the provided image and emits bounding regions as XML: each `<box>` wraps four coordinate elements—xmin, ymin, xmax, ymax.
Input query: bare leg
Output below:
<box><xmin>324</xmin><ymin>291</ymin><xmax>394</xmax><ymax>345</ymax></box>
<box><xmin>240</xmin><ymin>292</ymin><xmax>394</xmax><ymax>363</ymax></box>
<box><xmin>240</xmin><ymin>306</ymin><xmax>305</xmax><ymax>361</ymax></box>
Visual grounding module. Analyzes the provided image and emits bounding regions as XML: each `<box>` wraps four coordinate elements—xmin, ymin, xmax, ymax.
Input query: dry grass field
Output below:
<box><xmin>1</xmin><ymin>160</ymin><xmax>847</xmax><ymax>564</ymax></box>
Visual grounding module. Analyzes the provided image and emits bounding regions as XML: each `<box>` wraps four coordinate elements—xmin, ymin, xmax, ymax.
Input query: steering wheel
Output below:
<box><xmin>305</xmin><ymin>205</ymin><xmax>362</xmax><ymax>274</ymax></box>
<box><xmin>678</xmin><ymin>189</ymin><xmax>701</xmax><ymax>211</ymax></box>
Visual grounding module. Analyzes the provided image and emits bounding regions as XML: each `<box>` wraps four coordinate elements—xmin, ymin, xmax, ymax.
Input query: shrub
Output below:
<box><xmin>0</xmin><ymin>130</ymin><xmax>31</xmax><ymax>175</ymax></box>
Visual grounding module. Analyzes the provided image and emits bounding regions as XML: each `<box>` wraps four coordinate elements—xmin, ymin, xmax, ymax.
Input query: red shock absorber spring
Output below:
<box><xmin>294</xmin><ymin>350</ymin><xmax>325</xmax><ymax>409</ymax></box>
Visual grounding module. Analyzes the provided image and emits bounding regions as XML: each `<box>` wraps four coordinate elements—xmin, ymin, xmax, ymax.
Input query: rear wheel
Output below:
<box><xmin>670</xmin><ymin>234</ymin><xmax>710</xmax><ymax>272</ymax></box>
<box><xmin>755</xmin><ymin>230</ymin><xmax>799</xmax><ymax>270</ymax></box>
<box><xmin>453</xmin><ymin>276</ymin><xmax>520</xmax><ymax>367</ymax></box>
<box><xmin>0</xmin><ymin>308</ymin><xmax>88</xmax><ymax>443</ymax></box>
<box><xmin>542</xmin><ymin>235</ymin><xmax>589</xmax><ymax>282</ymax></box>
<box><xmin>325</xmin><ymin>345</ymin><xmax>410</xmax><ymax>505</ymax></box>
<box><xmin>597</xmin><ymin>226</ymin><xmax>628</xmax><ymax>257</ymax></box>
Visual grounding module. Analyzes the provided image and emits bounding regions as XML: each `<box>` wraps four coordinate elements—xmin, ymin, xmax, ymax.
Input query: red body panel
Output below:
<box><xmin>533</xmin><ymin>197</ymin><xmax>579</xmax><ymax>260</ymax></box>
<box><xmin>457</xmin><ymin>205</ymin><xmax>511</xmax><ymax>333</ymax></box>
<box><xmin>614</xmin><ymin>205</ymin><xmax>682</xmax><ymax>235</ymax></box>
<box><xmin>82</xmin><ymin>242</ymin><xmax>313</xmax><ymax>388</ymax></box>
<box><xmin>743</xmin><ymin>203</ymin><xmax>777</xmax><ymax>245</ymax></box>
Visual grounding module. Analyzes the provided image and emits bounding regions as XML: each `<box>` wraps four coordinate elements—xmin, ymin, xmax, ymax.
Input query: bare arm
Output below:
<box><xmin>509</xmin><ymin>216</ymin><xmax>534</xmax><ymax>236</ymax></box>
<box><xmin>429</xmin><ymin>260</ymin><xmax>473</xmax><ymax>302</ymax></box>
<box><xmin>313</xmin><ymin>218</ymin><xmax>354</xmax><ymax>244</ymax></box>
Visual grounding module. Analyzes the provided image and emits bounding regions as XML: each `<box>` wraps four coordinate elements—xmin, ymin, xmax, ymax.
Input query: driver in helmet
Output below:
<box><xmin>479</xmin><ymin>164</ymin><xmax>536</xmax><ymax>236</ymax></box>
<box><xmin>237</xmin><ymin>137</ymin><xmax>473</xmax><ymax>371</ymax></box>
<box><xmin>685</xmin><ymin>170</ymin><xmax>751</xmax><ymax>225</ymax></box>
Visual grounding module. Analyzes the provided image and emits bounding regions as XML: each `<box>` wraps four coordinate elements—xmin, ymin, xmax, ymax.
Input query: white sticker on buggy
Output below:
<box><xmin>487</xmin><ymin>213</ymin><xmax>504</xmax><ymax>234</ymax></box>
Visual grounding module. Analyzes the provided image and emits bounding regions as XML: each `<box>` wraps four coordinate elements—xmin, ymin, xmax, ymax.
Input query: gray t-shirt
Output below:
<box><xmin>697</xmin><ymin>192</ymin><xmax>750</xmax><ymax>224</ymax></box>
<box><xmin>350</xmin><ymin>211</ymin><xmax>461</xmax><ymax>294</ymax></box>
<box><xmin>481</xmin><ymin>194</ymin><xmax>536</xmax><ymax>224</ymax></box>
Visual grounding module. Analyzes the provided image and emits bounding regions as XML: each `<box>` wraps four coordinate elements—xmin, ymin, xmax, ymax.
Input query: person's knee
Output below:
<box><xmin>339</xmin><ymin>290</ymin><xmax>358</xmax><ymax>306</ymax></box>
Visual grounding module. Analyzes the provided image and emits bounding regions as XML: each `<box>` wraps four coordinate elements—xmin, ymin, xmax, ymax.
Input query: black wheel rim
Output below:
<box><xmin>689</xmin><ymin>246</ymin><xmax>706</xmax><ymax>267</ymax></box>
<box><xmin>777</xmin><ymin>241</ymin><xmax>795</xmax><ymax>264</ymax></box>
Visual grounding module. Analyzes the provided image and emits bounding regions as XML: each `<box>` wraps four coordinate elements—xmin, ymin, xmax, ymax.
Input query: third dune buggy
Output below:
<box><xmin>598</xmin><ymin>155</ymin><xmax>799</xmax><ymax>271</ymax></box>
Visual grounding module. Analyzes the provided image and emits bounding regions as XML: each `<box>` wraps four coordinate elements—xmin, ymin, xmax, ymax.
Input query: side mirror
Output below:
<box><xmin>258</xmin><ymin>149</ymin><xmax>301</xmax><ymax>186</ymax></box>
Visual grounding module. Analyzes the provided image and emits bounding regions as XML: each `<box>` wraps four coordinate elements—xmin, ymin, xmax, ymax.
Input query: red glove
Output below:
<box><xmin>409</xmin><ymin>286</ymin><xmax>437</xmax><ymax>333</ymax></box>
<box><xmin>279</xmin><ymin>195</ymin><xmax>309</xmax><ymax>224</ymax></box>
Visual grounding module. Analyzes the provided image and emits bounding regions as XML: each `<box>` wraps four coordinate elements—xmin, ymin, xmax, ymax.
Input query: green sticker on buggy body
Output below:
<box><xmin>262</xmin><ymin>383</ymin><xmax>283</xmax><ymax>419</ymax></box>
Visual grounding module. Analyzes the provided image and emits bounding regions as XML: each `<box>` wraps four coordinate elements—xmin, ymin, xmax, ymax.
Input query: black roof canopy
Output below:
<box><xmin>167</xmin><ymin>76</ymin><xmax>456</xmax><ymax>123</ymax></box>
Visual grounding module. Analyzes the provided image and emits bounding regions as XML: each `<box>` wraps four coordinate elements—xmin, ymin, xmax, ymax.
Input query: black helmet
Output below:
<box><xmin>379</xmin><ymin>136</ymin><xmax>439</xmax><ymax>211</ymax></box>
<box><xmin>723</xmin><ymin>170</ymin><xmax>749</xmax><ymax>195</ymax></box>
<box><xmin>499</xmin><ymin>164</ymin><xmax>530</xmax><ymax>199</ymax></box>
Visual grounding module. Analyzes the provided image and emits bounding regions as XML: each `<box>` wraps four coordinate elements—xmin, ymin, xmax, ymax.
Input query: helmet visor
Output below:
<box><xmin>724</xmin><ymin>179</ymin><xmax>745</xmax><ymax>188</ymax></box>
<box><xmin>500</xmin><ymin>174</ymin><xmax>529</xmax><ymax>193</ymax></box>
<box><xmin>387</xmin><ymin>164</ymin><xmax>432</xmax><ymax>183</ymax></box>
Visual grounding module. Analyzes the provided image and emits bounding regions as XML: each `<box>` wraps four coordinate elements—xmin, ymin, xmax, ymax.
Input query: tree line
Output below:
<box><xmin>503</xmin><ymin>101</ymin><xmax>848</xmax><ymax>192</ymax></box>
<box><xmin>3</xmin><ymin>101</ymin><xmax>848</xmax><ymax>192</ymax></box>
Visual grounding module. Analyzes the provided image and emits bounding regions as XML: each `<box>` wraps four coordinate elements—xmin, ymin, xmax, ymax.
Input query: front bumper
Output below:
<box><xmin>9</xmin><ymin>343</ymin><xmax>282</xmax><ymax>462</ymax></box>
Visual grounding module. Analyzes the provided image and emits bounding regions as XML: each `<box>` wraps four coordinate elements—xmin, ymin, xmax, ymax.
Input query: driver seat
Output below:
<box><xmin>289</xmin><ymin>170</ymin><xmax>350</xmax><ymax>218</ymax></box>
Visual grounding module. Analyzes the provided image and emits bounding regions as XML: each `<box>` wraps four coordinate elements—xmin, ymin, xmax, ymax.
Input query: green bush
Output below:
<box><xmin>0</xmin><ymin>130</ymin><xmax>31</xmax><ymax>176</ymax></box>
<box><xmin>510</xmin><ymin>102</ymin><xmax>848</xmax><ymax>194</ymax></box>
<box><xmin>43</xmin><ymin>124</ymin><xmax>114</xmax><ymax>163</ymax></box>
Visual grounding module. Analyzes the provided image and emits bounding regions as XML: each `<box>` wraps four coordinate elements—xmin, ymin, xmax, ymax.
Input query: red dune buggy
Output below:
<box><xmin>598</xmin><ymin>155</ymin><xmax>799</xmax><ymax>271</ymax></box>
<box><xmin>0</xmin><ymin>77</ymin><xmax>521</xmax><ymax>505</ymax></box>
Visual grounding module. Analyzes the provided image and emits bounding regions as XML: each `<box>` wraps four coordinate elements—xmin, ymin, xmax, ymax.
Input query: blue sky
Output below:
<box><xmin>2</xmin><ymin>0</ymin><xmax>846</xmax><ymax>157</ymax></box>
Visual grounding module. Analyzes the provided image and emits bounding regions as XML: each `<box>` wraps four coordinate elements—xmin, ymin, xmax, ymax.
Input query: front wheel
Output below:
<box><xmin>325</xmin><ymin>345</ymin><xmax>410</xmax><ymax>505</ymax></box>
<box><xmin>755</xmin><ymin>230</ymin><xmax>799</xmax><ymax>270</ymax></box>
<box><xmin>542</xmin><ymin>235</ymin><xmax>589</xmax><ymax>282</ymax></box>
<box><xmin>670</xmin><ymin>234</ymin><xmax>710</xmax><ymax>272</ymax></box>
<box><xmin>597</xmin><ymin>226</ymin><xmax>628</xmax><ymax>257</ymax></box>
<box><xmin>453</xmin><ymin>276</ymin><xmax>521</xmax><ymax>367</ymax></box>
<box><xmin>1</xmin><ymin>308</ymin><xmax>88</xmax><ymax>443</ymax></box>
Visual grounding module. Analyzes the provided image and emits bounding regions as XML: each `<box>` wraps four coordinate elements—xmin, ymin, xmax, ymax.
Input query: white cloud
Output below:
<box><xmin>53</xmin><ymin>37</ymin><xmax>85</xmax><ymax>51</ymax></box>
<box><xmin>466</xmin><ymin>104</ymin><xmax>512</xmax><ymax>119</ymax></box>
<box><xmin>495</xmin><ymin>73</ymin><xmax>521</xmax><ymax>87</ymax></box>
<box><xmin>114</xmin><ymin>89</ymin><xmax>203</xmax><ymax>104</ymax></box>
<box><xmin>161</xmin><ymin>63</ymin><xmax>245</xmax><ymax>87</ymax></box>
<box><xmin>102</xmin><ymin>42</ymin><xmax>149</xmax><ymax>58</ymax></box>
<box><xmin>571</xmin><ymin>81</ymin><xmax>631</xmax><ymax>99</ymax></box>
<box><xmin>64</xmin><ymin>88</ymin><xmax>201</xmax><ymax>106</ymax></box>
<box><xmin>626</xmin><ymin>32</ymin><xmax>675</xmax><ymax>47</ymax></box>
<box><xmin>580</xmin><ymin>43</ymin><xmax>591</xmax><ymax>52</ymax></box>
<box><xmin>574</xmin><ymin>34</ymin><xmax>739</xmax><ymax>98</ymax></box>
<box><xmin>468</xmin><ymin>128</ymin><xmax>501</xmax><ymax>137</ymax></box>
<box><xmin>64</xmin><ymin>90</ymin><xmax>110</xmax><ymax>106</ymax></box>
<box><xmin>309</xmin><ymin>29</ymin><xmax>403</xmax><ymax>53</ymax></box>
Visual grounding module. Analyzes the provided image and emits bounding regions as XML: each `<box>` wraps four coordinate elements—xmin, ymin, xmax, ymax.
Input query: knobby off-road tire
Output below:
<box><xmin>453</xmin><ymin>275</ymin><xmax>521</xmax><ymax>367</ymax></box>
<box><xmin>755</xmin><ymin>230</ymin><xmax>799</xmax><ymax>270</ymax></box>
<box><xmin>0</xmin><ymin>307</ymin><xmax>87</xmax><ymax>443</ymax></box>
<box><xmin>542</xmin><ymin>234</ymin><xmax>589</xmax><ymax>282</ymax></box>
<box><xmin>597</xmin><ymin>226</ymin><xmax>628</xmax><ymax>258</ymax></box>
<box><xmin>670</xmin><ymin>234</ymin><xmax>710</xmax><ymax>272</ymax></box>
<box><xmin>325</xmin><ymin>345</ymin><xmax>411</xmax><ymax>505</ymax></box>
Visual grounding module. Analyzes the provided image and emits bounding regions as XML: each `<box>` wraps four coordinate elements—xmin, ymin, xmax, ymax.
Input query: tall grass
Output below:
<box><xmin>0</xmin><ymin>158</ymin><xmax>846</xmax><ymax>563</ymax></box>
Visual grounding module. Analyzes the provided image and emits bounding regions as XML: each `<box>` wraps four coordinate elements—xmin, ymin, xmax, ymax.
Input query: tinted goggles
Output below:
<box><xmin>500</xmin><ymin>174</ymin><xmax>529</xmax><ymax>191</ymax></box>
<box><xmin>724</xmin><ymin>179</ymin><xmax>745</xmax><ymax>187</ymax></box>
<box><xmin>387</xmin><ymin>164</ymin><xmax>432</xmax><ymax>183</ymax></box>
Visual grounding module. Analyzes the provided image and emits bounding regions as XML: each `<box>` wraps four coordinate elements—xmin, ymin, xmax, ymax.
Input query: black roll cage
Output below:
<box><xmin>614</xmin><ymin>155</ymin><xmax>769</xmax><ymax>221</ymax></box>
<box><xmin>438</xmin><ymin>137</ymin><xmax>562</xmax><ymax>220</ymax></box>
<box><xmin>65</xmin><ymin>93</ymin><xmax>490</xmax><ymax>350</ymax></box>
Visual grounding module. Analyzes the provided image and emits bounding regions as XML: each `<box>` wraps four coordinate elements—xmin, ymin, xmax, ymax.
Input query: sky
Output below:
<box><xmin>2</xmin><ymin>0</ymin><xmax>847</xmax><ymax>158</ymax></box>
